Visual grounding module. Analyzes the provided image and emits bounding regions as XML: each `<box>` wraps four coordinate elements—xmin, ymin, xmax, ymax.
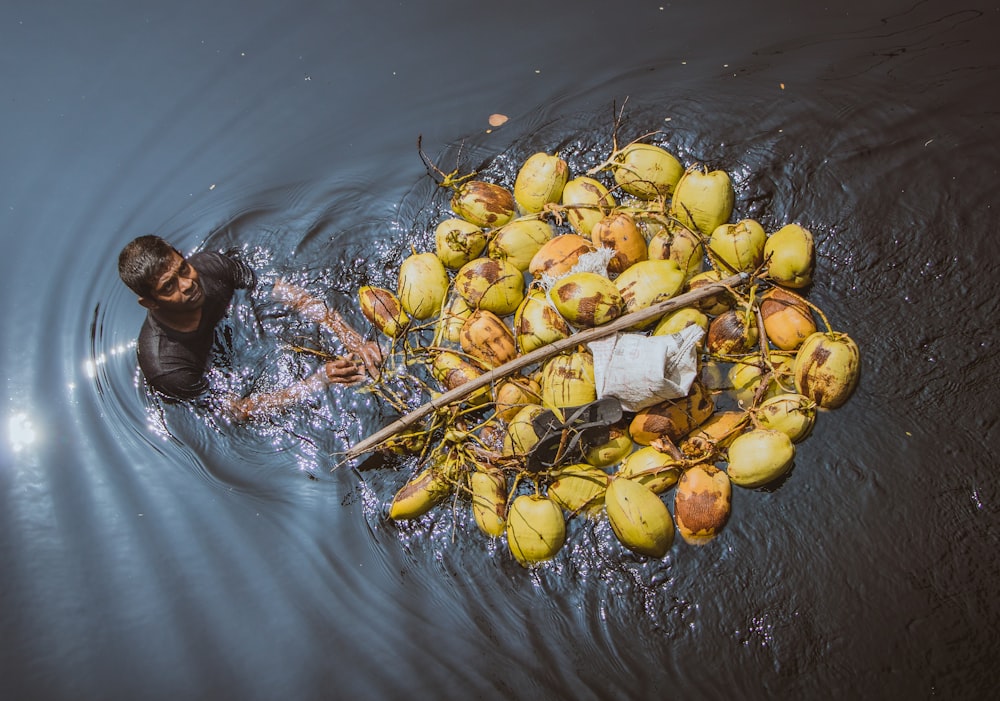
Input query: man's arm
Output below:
<box><xmin>228</xmin><ymin>357</ymin><xmax>364</xmax><ymax>421</ymax></box>
<box><xmin>272</xmin><ymin>279</ymin><xmax>384</xmax><ymax>379</ymax></box>
<box><xmin>322</xmin><ymin>310</ymin><xmax>384</xmax><ymax>380</ymax></box>
<box><xmin>220</xmin><ymin>249</ymin><xmax>257</xmax><ymax>291</ymax></box>
<box><xmin>227</xmin><ymin>279</ymin><xmax>378</xmax><ymax>422</ymax></box>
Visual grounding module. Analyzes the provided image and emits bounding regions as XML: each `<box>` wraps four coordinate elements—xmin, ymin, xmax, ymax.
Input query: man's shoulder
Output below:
<box><xmin>190</xmin><ymin>250</ymin><xmax>255</xmax><ymax>290</ymax></box>
<box><xmin>188</xmin><ymin>250</ymin><xmax>234</xmax><ymax>281</ymax></box>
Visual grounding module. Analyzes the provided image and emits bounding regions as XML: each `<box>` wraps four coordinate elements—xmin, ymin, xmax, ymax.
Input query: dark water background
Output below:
<box><xmin>2</xmin><ymin>1</ymin><xmax>998</xmax><ymax>698</ymax></box>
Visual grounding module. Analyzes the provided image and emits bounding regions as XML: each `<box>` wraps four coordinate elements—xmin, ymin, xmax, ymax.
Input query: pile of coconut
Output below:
<box><xmin>352</xmin><ymin>138</ymin><xmax>860</xmax><ymax>566</ymax></box>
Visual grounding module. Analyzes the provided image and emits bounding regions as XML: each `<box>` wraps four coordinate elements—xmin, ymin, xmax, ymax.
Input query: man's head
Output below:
<box><xmin>118</xmin><ymin>235</ymin><xmax>204</xmax><ymax>313</ymax></box>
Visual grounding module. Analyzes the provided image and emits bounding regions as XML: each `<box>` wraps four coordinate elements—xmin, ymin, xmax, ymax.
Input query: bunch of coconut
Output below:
<box><xmin>356</xmin><ymin>139</ymin><xmax>861</xmax><ymax>568</ymax></box>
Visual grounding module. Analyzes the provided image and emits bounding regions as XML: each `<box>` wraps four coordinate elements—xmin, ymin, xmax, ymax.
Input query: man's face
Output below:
<box><xmin>145</xmin><ymin>252</ymin><xmax>204</xmax><ymax>312</ymax></box>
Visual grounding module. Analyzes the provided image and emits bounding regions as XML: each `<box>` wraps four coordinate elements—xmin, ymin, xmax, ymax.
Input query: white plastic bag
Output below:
<box><xmin>588</xmin><ymin>325</ymin><xmax>704</xmax><ymax>412</ymax></box>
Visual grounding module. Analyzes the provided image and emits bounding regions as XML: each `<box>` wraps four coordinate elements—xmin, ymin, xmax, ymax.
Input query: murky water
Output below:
<box><xmin>2</xmin><ymin>1</ymin><xmax>998</xmax><ymax>698</ymax></box>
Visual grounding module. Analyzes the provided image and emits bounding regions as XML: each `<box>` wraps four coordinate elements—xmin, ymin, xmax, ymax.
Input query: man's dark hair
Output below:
<box><xmin>118</xmin><ymin>235</ymin><xmax>181</xmax><ymax>297</ymax></box>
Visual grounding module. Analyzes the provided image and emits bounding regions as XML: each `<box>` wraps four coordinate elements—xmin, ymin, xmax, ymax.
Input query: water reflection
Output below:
<box><xmin>6</xmin><ymin>411</ymin><xmax>39</xmax><ymax>454</ymax></box>
<box><xmin>83</xmin><ymin>339</ymin><xmax>136</xmax><ymax>380</ymax></box>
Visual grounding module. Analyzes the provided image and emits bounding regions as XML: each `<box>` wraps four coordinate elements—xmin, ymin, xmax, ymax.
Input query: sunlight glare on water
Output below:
<box><xmin>6</xmin><ymin>411</ymin><xmax>39</xmax><ymax>455</ymax></box>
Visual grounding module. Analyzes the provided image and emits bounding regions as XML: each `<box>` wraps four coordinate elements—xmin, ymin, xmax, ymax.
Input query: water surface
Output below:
<box><xmin>2</xmin><ymin>1</ymin><xmax>998</xmax><ymax>698</ymax></box>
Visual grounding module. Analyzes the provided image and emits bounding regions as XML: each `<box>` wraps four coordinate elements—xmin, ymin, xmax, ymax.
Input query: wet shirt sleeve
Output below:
<box><xmin>194</xmin><ymin>250</ymin><xmax>257</xmax><ymax>293</ymax></box>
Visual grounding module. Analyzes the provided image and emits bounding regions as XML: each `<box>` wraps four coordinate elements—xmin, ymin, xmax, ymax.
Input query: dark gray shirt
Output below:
<box><xmin>136</xmin><ymin>251</ymin><xmax>255</xmax><ymax>399</ymax></box>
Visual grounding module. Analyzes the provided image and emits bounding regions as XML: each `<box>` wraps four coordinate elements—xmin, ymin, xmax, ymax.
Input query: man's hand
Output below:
<box><xmin>323</xmin><ymin>356</ymin><xmax>366</xmax><ymax>385</ymax></box>
<box><xmin>355</xmin><ymin>341</ymin><xmax>384</xmax><ymax>381</ymax></box>
<box><xmin>275</xmin><ymin>278</ymin><xmax>385</xmax><ymax>381</ymax></box>
<box><xmin>225</xmin><ymin>395</ymin><xmax>253</xmax><ymax>423</ymax></box>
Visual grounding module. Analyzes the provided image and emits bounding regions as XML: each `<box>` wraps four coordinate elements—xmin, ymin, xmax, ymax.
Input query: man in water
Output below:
<box><xmin>118</xmin><ymin>235</ymin><xmax>380</xmax><ymax>418</ymax></box>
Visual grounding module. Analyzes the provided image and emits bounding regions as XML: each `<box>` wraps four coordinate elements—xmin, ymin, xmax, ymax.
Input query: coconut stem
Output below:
<box><xmin>584</xmin><ymin>128</ymin><xmax>664</xmax><ymax>177</ymax></box>
<box><xmin>753</xmin><ymin>299</ymin><xmax>772</xmax><ymax>369</ymax></box>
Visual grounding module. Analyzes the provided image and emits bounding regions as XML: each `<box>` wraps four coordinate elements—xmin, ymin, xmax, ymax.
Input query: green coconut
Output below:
<box><xmin>506</xmin><ymin>495</ymin><xmax>566</xmax><ymax>566</ymax></box>
<box><xmin>454</xmin><ymin>257</ymin><xmax>525</xmax><ymax>316</ymax></box>
<box><xmin>611</xmin><ymin>143</ymin><xmax>684</xmax><ymax>200</ymax></box>
<box><xmin>513</xmin><ymin>152</ymin><xmax>569</xmax><ymax>213</ymax></box>
<box><xmin>435</xmin><ymin>217</ymin><xmax>487</xmax><ymax>269</ymax></box>
<box><xmin>550</xmin><ymin>271</ymin><xmax>624</xmax><ymax>328</ymax></box>
<box><xmin>397</xmin><ymin>252</ymin><xmax>449</xmax><ymax>320</ymax></box>
<box><xmin>605</xmin><ymin>477</ymin><xmax>674</xmax><ymax>557</ymax></box>
<box><xmin>669</xmin><ymin>165</ymin><xmax>734</xmax><ymax>235</ymax></box>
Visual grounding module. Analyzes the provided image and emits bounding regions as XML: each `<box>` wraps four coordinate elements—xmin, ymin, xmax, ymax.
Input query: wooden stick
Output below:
<box><xmin>340</xmin><ymin>272</ymin><xmax>749</xmax><ymax>461</ymax></box>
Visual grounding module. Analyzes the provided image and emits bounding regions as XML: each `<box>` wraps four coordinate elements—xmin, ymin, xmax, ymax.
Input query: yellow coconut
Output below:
<box><xmin>539</xmin><ymin>351</ymin><xmax>596</xmax><ymax>410</ymax></box>
<box><xmin>686</xmin><ymin>270</ymin><xmax>736</xmax><ymax>316</ymax></box>
<box><xmin>470</xmin><ymin>468</ymin><xmax>508</xmax><ymax>537</ymax></box>
<box><xmin>477</xmin><ymin>418</ymin><xmax>504</xmax><ymax>448</ymax></box>
<box><xmin>728</xmin><ymin>361</ymin><xmax>765</xmax><ymax>407</ymax></box>
<box><xmin>616</xmin><ymin>445</ymin><xmax>682</xmax><ymax>494</ymax></box>
<box><xmin>528</xmin><ymin>233</ymin><xmax>597</xmax><ymax>278</ymax></box>
<box><xmin>674</xmin><ymin>463</ymin><xmax>731</xmax><ymax>545</ymax></box>
<box><xmin>705</xmin><ymin>307</ymin><xmax>758</xmax><ymax>356</ymax></box>
<box><xmin>760</xmin><ymin>287</ymin><xmax>817</xmax><ymax>351</ymax></box>
<box><xmin>453</xmin><ymin>257</ymin><xmax>525</xmax><ymax>316</ymax></box>
<box><xmin>726</xmin><ymin>428</ymin><xmax>795</xmax><ymax>488</ymax></box>
<box><xmin>652</xmin><ymin>307</ymin><xmax>710</xmax><ymax>341</ymax></box>
<box><xmin>669</xmin><ymin>165</ymin><xmax>734</xmax><ymax>235</ymax></box>
<box><xmin>358</xmin><ymin>285</ymin><xmax>409</xmax><ymax>338</ymax></box>
<box><xmin>583</xmin><ymin>423</ymin><xmax>634</xmax><ymax>468</ymax></box>
<box><xmin>397</xmin><ymin>252</ymin><xmax>449</xmax><ymax>320</ymax></box>
<box><xmin>389</xmin><ymin>466</ymin><xmax>453</xmax><ymax>520</ymax></box>
<box><xmin>679</xmin><ymin>410</ymin><xmax>749</xmax><ymax>456</ymax></box>
<box><xmin>513</xmin><ymin>289</ymin><xmax>572</xmax><ymax>353</ymax></box>
<box><xmin>548</xmin><ymin>463</ymin><xmax>609</xmax><ymax>517</ymax></box>
<box><xmin>764</xmin><ymin>224</ymin><xmax>814</xmax><ymax>288</ymax></box>
<box><xmin>728</xmin><ymin>355</ymin><xmax>795</xmax><ymax>408</ymax></box>
<box><xmin>605</xmin><ymin>477</ymin><xmax>674</xmax><ymax>558</ymax></box>
<box><xmin>488</xmin><ymin>220</ymin><xmax>554</xmax><ymax>271</ymax></box>
<box><xmin>631</xmin><ymin>209</ymin><xmax>666</xmax><ymax>241</ymax></box>
<box><xmin>793</xmin><ymin>331</ymin><xmax>861</xmax><ymax>409</ymax></box>
<box><xmin>629</xmin><ymin>382</ymin><xmax>715</xmax><ymax>445</ymax></box>
<box><xmin>754</xmin><ymin>393</ymin><xmax>817</xmax><ymax>443</ymax></box>
<box><xmin>451</xmin><ymin>180</ymin><xmax>516</xmax><ymax>228</ymax></box>
<box><xmin>550</xmin><ymin>271</ymin><xmax>624</xmax><ymax>328</ymax></box>
<box><xmin>430</xmin><ymin>351</ymin><xmax>488</xmax><ymax>406</ymax></box>
<box><xmin>611</xmin><ymin>142</ymin><xmax>684</xmax><ymax>200</ymax></box>
<box><xmin>513</xmin><ymin>152</ymin><xmax>569</xmax><ymax>213</ymax></box>
<box><xmin>459</xmin><ymin>309</ymin><xmax>517</xmax><ymax>369</ymax></box>
<box><xmin>506</xmin><ymin>494</ymin><xmax>566</xmax><ymax>566</ymax></box>
<box><xmin>614</xmin><ymin>259</ymin><xmax>686</xmax><ymax>327</ymax></box>
<box><xmin>434</xmin><ymin>217</ymin><xmax>487</xmax><ymax>269</ymax></box>
<box><xmin>502</xmin><ymin>404</ymin><xmax>547</xmax><ymax>457</ymax></box>
<box><xmin>493</xmin><ymin>376</ymin><xmax>541</xmax><ymax>422</ymax></box>
<box><xmin>708</xmin><ymin>219</ymin><xmax>766</xmax><ymax>273</ymax></box>
<box><xmin>561</xmin><ymin>176</ymin><xmax>616</xmax><ymax>236</ymax></box>
<box><xmin>436</xmin><ymin>295</ymin><xmax>472</xmax><ymax>345</ymax></box>
<box><xmin>590</xmin><ymin>212</ymin><xmax>648</xmax><ymax>275</ymax></box>
<box><xmin>645</xmin><ymin>219</ymin><xmax>704</xmax><ymax>281</ymax></box>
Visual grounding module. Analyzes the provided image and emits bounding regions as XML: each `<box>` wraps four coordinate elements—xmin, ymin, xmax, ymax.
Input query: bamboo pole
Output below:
<box><xmin>341</xmin><ymin>272</ymin><xmax>749</xmax><ymax>461</ymax></box>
